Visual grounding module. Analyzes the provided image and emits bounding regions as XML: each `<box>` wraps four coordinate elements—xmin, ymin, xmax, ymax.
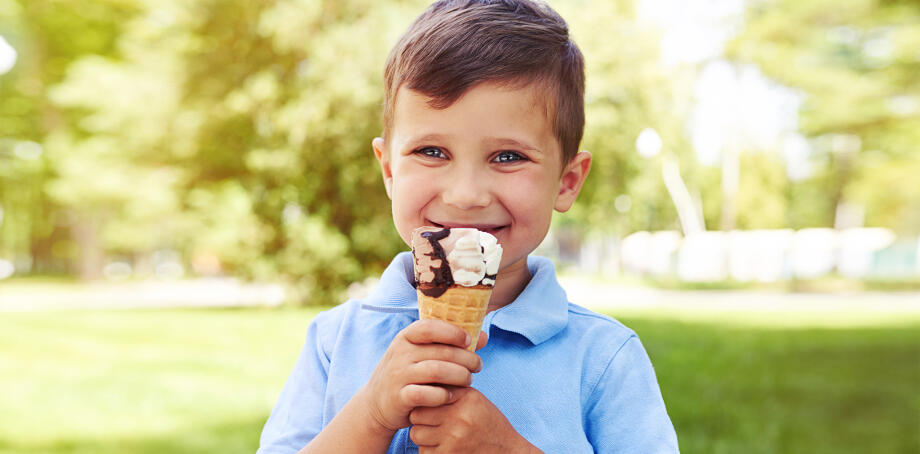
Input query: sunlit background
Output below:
<box><xmin>1</xmin><ymin>0</ymin><xmax>918</xmax><ymax>453</ymax></box>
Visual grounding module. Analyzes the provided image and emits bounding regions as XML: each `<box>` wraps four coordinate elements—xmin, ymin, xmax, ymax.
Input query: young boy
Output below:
<box><xmin>258</xmin><ymin>1</ymin><xmax>678</xmax><ymax>452</ymax></box>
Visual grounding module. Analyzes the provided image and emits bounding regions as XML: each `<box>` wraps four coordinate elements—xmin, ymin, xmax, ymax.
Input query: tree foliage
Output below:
<box><xmin>728</xmin><ymin>0</ymin><xmax>920</xmax><ymax>232</ymax></box>
<box><xmin>1</xmin><ymin>0</ymin><xmax>917</xmax><ymax>302</ymax></box>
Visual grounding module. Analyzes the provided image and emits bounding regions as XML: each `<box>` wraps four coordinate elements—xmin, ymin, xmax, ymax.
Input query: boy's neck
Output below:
<box><xmin>487</xmin><ymin>257</ymin><xmax>532</xmax><ymax>312</ymax></box>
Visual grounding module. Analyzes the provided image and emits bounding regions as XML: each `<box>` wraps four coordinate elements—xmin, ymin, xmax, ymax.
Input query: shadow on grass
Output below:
<box><xmin>0</xmin><ymin>415</ymin><xmax>268</xmax><ymax>454</ymax></box>
<box><xmin>619</xmin><ymin>317</ymin><xmax>920</xmax><ymax>454</ymax></box>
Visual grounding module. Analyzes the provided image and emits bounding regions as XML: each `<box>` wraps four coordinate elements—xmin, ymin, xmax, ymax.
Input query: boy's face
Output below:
<box><xmin>373</xmin><ymin>82</ymin><xmax>591</xmax><ymax>275</ymax></box>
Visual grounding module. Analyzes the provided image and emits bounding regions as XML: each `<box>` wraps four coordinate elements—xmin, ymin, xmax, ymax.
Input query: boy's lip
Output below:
<box><xmin>426</xmin><ymin>219</ymin><xmax>508</xmax><ymax>235</ymax></box>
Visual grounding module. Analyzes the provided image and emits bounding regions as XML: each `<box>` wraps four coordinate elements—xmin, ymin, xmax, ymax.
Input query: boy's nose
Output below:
<box><xmin>440</xmin><ymin>168</ymin><xmax>492</xmax><ymax>210</ymax></box>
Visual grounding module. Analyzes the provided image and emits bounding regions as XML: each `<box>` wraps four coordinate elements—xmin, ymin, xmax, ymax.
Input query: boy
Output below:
<box><xmin>259</xmin><ymin>0</ymin><xmax>678</xmax><ymax>452</ymax></box>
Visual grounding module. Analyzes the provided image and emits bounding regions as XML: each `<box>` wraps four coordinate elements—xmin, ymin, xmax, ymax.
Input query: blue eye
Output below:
<box><xmin>416</xmin><ymin>147</ymin><xmax>446</xmax><ymax>159</ymax></box>
<box><xmin>494</xmin><ymin>150</ymin><xmax>525</xmax><ymax>163</ymax></box>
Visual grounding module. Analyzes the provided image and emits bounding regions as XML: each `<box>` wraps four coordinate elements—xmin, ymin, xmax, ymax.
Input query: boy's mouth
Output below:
<box><xmin>427</xmin><ymin>220</ymin><xmax>507</xmax><ymax>237</ymax></box>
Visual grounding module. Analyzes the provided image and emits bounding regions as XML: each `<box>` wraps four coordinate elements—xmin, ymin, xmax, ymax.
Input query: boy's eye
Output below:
<box><xmin>415</xmin><ymin>147</ymin><xmax>447</xmax><ymax>159</ymax></box>
<box><xmin>493</xmin><ymin>150</ymin><xmax>526</xmax><ymax>164</ymax></box>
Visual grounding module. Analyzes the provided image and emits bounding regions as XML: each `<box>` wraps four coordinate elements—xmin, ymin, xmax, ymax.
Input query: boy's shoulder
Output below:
<box><xmin>305</xmin><ymin>299</ymin><xmax>370</xmax><ymax>344</ymax></box>
<box><xmin>565</xmin><ymin>302</ymin><xmax>634</xmax><ymax>335</ymax></box>
<box><xmin>311</xmin><ymin>299</ymin><xmax>362</xmax><ymax>325</ymax></box>
<box><xmin>565</xmin><ymin>301</ymin><xmax>626</xmax><ymax>325</ymax></box>
<box><xmin>562</xmin><ymin>301</ymin><xmax>639</xmax><ymax>355</ymax></box>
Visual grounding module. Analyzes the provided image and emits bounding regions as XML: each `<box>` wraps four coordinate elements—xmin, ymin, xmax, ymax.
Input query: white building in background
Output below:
<box><xmin>728</xmin><ymin>230</ymin><xmax>793</xmax><ymax>282</ymax></box>
<box><xmin>677</xmin><ymin>231</ymin><xmax>729</xmax><ymax>282</ymax></box>
<box><xmin>620</xmin><ymin>231</ymin><xmax>652</xmax><ymax>275</ymax></box>
<box><xmin>574</xmin><ymin>227</ymin><xmax>916</xmax><ymax>282</ymax></box>
<box><xmin>648</xmin><ymin>231</ymin><xmax>682</xmax><ymax>276</ymax></box>
<box><xmin>790</xmin><ymin>228</ymin><xmax>839</xmax><ymax>279</ymax></box>
<box><xmin>837</xmin><ymin>228</ymin><xmax>896</xmax><ymax>278</ymax></box>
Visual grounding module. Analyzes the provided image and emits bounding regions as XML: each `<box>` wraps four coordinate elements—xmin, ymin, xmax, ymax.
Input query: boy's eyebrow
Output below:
<box><xmin>400</xmin><ymin>133</ymin><xmax>452</xmax><ymax>150</ymax></box>
<box><xmin>487</xmin><ymin>137</ymin><xmax>544</xmax><ymax>155</ymax></box>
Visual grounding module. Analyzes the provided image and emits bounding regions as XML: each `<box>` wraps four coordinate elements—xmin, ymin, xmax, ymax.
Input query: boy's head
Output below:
<box><xmin>373</xmin><ymin>0</ymin><xmax>591</xmax><ymax>287</ymax></box>
<box><xmin>381</xmin><ymin>0</ymin><xmax>585</xmax><ymax>164</ymax></box>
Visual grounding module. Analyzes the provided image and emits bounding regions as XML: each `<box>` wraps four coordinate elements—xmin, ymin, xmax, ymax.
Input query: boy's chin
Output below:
<box><xmin>495</xmin><ymin>254</ymin><xmax>529</xmax><ymax>275</ymax></box>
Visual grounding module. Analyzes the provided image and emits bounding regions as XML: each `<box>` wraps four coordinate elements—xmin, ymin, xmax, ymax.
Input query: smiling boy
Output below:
<box><xmin>258</xmin><ymin>1</ymin><xmax>678</xmax><ymax>453</ymax></box>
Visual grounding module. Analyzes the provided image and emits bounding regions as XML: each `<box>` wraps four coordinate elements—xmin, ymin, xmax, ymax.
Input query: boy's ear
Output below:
<box><xmin>554</xmin><ymin>150</ymin><xmax>592</xmax><ymax>213</ymax></box>
<box><xmin>372</xmin><ymin>137</ymin><xmax>393</xmax><ymax>199</ymax></box>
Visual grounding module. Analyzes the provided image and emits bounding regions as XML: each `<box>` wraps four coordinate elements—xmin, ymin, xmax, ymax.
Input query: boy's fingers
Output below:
<box><xmin>409</xmin><ymin>403</ymin><xmax>448</xmax><ymax>426</ymax></box>
<box><xmin>409</xmin><ymin>360</ymin><xmax>472</xmax><ymax>387</ymax></box>
<box><xmin>475</xmin><ymin>330</ymin><xmax>488</xmax><ymax>351</ymax></box>
<box><xmin>398</xmin><ymin>384</ymin><xmax>453</xmax><ymax>408</ymax></box>
<box><xmin>408</xmin><ymin>424</ymin><xmax>438</xmax><ymax>447</ymax></box>
<box><xmin>416</xmin><ymin>344</ymin><xmax>482</xmax><ymax>373</ymax></box>
<box><xmin>409</xmin><ymin>388</ymin><xmax>462</xmax><ymax>424</ymax></box>
<box><xmin>404</xmin><ymin>319</ymin><xmax>470</xmax><ymax>348</ymax></box>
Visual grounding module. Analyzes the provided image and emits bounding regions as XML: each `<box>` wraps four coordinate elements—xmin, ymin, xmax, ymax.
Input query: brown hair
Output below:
<box><xmin>382</xmin><ymin>0</ymin><xmax>585</xmax><ymax>163</ymax></box>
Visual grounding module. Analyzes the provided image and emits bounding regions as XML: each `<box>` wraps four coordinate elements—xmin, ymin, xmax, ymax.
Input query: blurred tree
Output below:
<box><xmin>728</xmin><ymin>0</ymin><xmax>920</xmax><ymax>233</ymax></box>
<box><xmin>41</xmin><ymin>0</ymin><xmax>429</xmax><ymax>300</ymax></box>
<box><xmin>557</xmin><ymin>0</ymin><xmax>694</xmax><ymax>236</ymax></box>
<box><xmin>0</xmin><ymin>0</ymin><xmax>140</xmax><ymax>274</ymax></box>
<box><xmin>736</xmin><ymin>152</ymin><xmax>788</xmax><ymax>229</ymax></box>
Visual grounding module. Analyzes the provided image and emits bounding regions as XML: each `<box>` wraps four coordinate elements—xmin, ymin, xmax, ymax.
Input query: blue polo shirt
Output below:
<box><xmin>258</xmin><ymin>252</ymin><xmax>679</xmax><ymax>453</ymax></box>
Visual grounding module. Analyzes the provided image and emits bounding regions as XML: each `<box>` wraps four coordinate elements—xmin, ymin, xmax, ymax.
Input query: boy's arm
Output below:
<box><xmin>584</xmin><ymin>335</ymin><xmax>679</xmax><ymax>453</ymax></box>
<box><xmin>295</xmin><ymin>386</ymin><xmax>396</xmax><ymax>454</ymax></box>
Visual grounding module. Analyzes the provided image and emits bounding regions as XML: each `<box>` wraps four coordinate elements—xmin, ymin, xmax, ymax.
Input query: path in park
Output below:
<box><xmin>0</xmin><ymin>278</ymin><xmax>286</xmax><ymax>312</ymax></box>
<box><xmin>2</xmin><ymin>277</ymin><xmax>918</xmax><ymax>326</ymax></box>
<box><xmin>558</xmin><ymin>276</ymin><xmax>920</xmax><ymax>327</ymax></box>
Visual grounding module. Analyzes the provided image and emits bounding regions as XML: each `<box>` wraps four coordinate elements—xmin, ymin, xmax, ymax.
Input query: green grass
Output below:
<box><xmin>1</xmin><ymin>307</ymin><xmax>917</xmax><ymax>453</ymax></box>
<box><xmin>625</xmin><ymin>318</ymin><xmax>920</xmax><ymax>454</ymax></box>
<box><xmin>0</xmin><ymin>308</ymin><xmax>326</xmax><ymax>454</ymax></box>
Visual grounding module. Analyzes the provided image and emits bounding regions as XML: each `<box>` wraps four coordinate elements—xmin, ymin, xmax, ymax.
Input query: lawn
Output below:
<box><xmin>0</xmin><ymin>306</ymin><xmax>917</xmax><ymax>453</ymax></box>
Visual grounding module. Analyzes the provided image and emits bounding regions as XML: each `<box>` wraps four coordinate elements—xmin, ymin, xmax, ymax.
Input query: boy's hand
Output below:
<box><xmin>408</xmin><ymin>387</ymin><xmax>542</xmax><ymax>453</ymax></box>
<box><xmin>362</xmin><ymin>319</ymin><xmax>484</xmax><ymax>434</ymax></box>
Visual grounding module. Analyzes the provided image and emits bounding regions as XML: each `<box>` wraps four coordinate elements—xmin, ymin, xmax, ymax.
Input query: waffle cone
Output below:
<box><xmin>417</xmin><ymin>285</ymin><xmax>492</xmax><ymax>351</ymax></box>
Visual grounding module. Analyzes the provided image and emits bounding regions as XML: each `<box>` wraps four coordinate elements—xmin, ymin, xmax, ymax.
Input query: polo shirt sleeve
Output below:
<box><xmin>584</xmin><ymin>335</ymin><xmax>680</xmax><ymax>453</ymax></box>
<box><xmin>257</xmin><ymin>314</ymin><xmax>332</xmax><ymax>454</ymax></box>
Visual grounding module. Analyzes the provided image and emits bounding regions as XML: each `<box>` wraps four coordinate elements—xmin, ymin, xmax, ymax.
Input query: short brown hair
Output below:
<box><xmin>382</xmin><ymin>0</ymin><xmax>585</xmax><ymax>163</ymax></box>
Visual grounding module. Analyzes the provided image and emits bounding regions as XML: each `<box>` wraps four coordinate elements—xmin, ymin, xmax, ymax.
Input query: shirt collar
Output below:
<box><xmin>361</xmin><ymin>252</ymin><xmax>570</xmax><ymax>346</ymax></box>
<box><xmin>360</xmin><ymin>251</ymin><xmax>419</xmax><ymax>313</ymax></box>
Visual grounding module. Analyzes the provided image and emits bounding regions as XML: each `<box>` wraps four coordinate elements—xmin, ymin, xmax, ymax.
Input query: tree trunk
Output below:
<box><xmin>662</xmin><ymin>156</ymin><xmax>705</xmax><ymax>236</ymax></box>
<box><xmin>720</xmin><ymin>145</ymin><xmax>739</xmax><ymax>231</ymax></box>
<box><xmin>71</xmin><ymin>212</ymin><xmax>103</xmax><ymax>280</ymax></box>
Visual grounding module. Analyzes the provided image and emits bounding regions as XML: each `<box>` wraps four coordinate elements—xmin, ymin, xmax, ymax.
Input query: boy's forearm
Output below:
<box><xmin>297</xmin><ymin>388</ymin><xmax>395</xmax><ymax>454</ymax></box>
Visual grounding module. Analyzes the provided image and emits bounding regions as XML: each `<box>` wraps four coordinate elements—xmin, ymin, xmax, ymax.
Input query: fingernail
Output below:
<box><xmin>464</xmin><ymin>333</ymin><xmax>471</xmax><ymax>346</ymax></box>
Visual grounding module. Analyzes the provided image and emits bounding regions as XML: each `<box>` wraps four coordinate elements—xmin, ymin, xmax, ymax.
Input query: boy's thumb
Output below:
<box><xmin>474</xmin><ymin>331</ymin><xmax>488</xmax><ymax>351</ymax></box>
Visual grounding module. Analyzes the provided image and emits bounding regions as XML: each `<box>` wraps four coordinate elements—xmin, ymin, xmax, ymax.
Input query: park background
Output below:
<box><xmin>1</xmin><ymin>0</ymin><xmax>918</xmax><ymax>452</ymax></box>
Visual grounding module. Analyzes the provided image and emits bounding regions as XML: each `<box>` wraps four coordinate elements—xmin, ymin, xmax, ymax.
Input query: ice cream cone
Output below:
<box><xmin>417</xmin><ymin>284</ymin><xmax>491</xmax><ymax>351</ymax></box>
<box><xmin>411</xmin><ymin>226</ymin><xmax>501</xmax><ymax>351</ymax></box>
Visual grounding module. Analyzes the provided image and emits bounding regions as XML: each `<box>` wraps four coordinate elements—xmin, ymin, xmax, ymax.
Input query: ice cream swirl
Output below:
<box><xmin>411</xmin><ymin>226</ymin><xmax>502</xmax><ymax>290</ymax></box>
